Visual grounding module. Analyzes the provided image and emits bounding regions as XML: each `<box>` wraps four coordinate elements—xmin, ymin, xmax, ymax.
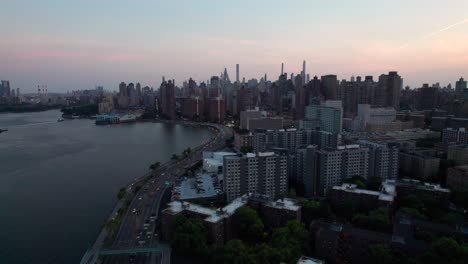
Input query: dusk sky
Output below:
<box><xmin>1</xmin><ymin>0</ymin><xmax>468</xmax><ymax>92</ymax></box>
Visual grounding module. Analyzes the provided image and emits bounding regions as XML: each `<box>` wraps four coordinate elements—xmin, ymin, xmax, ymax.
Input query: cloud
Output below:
<box><xmin>399</xmin><ymin>17</ymin><xmax>468</xmax><ymax>49</ymax></box>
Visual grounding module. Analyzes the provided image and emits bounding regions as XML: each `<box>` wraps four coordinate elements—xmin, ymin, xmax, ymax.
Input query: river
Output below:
<box><xmin>0</xmin><ymin>110</ymin><xmax>212</xmax><ymax>263</ymax></box>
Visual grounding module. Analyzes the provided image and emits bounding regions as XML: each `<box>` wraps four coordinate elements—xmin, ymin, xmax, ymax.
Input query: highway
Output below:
<box><xmin>99</xmin><ymin>122</ymin><xmax>232</xmax><ymax>264</ymax></box>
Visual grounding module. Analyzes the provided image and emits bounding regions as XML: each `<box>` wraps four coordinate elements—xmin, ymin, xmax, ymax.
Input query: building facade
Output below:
<box><xmin>223</xmin><ymin>152</ymin><xmax>288</xmax><ymax>202</ymax></box>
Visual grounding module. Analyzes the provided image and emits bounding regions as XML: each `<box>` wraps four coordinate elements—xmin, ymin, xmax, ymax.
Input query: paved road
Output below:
<box><xmin>103</xmin><ymin>122</ymin><xmax>232</xmax><ymax>264</ymax></box>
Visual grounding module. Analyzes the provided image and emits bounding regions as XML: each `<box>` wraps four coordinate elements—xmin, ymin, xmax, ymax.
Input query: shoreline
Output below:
<box><xmin>82</xmin><ymin>120</ymin><xmax>221</xmax><ymax>259</ymax></box>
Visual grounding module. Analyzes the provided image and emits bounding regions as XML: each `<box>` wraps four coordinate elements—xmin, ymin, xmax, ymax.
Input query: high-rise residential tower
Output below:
<box><xmin>223</xmin><ymin>152</ymin><xmax>288</xmax><ymax>202</ymax></box>
<box><xmin>160</xmin><ymin>80</ymin><xmax>176</xmax><ymax>120</ymax></box>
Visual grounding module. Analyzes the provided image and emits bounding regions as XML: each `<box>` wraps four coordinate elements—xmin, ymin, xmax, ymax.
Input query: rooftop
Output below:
<box><xmin>174</xmin><ymin>173</ymin><xmax>221</xmax><ymax>200</ymax></box>
<box><xmin>398</xmin><ymin>179</ymin><xmax>450</xmax><ymax>193</ymax></box>
<box><xmin>333</xmin><ymin>183</ymin><xmax>395</xmax><ymax>202</ymax></box>
<box><xmin>297</xmin><ymin>256</ymin><xmax>325</xmax><ymax>264</ymax></box>
<box><xmin>267</xmin><ymin>198</ymin><xmax>300</xmax><ymax>211</ymax></box>
<box><xmin>165</xmin><ymin>194</ymin><xmax>249</xmax><ymax>223</ymax></box>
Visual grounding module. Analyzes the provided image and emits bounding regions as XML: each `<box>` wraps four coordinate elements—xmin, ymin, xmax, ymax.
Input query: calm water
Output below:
<box><xmin>0</xmin><ymin>110</ymin><xmax>212</xmax><ymax>264</ymax></box>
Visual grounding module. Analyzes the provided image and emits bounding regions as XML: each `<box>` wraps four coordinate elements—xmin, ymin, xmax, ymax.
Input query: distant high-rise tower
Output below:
<box><xmin>379</xmin><ymin>71</ymin><xmax>402</xmax><ymax>110</ymax></box>
<box><xmin>236</xmin><ymin>64</ymin><xmax>240</xmax><ymax>83</ymax></box>
<box><xmin>119</xmin><ymin>82</ymin><xmax>127</xmax><ymax>97</ymax></box>
<box><xmin>1</xmin><ymin>80</ymin><xmax>10</xmax><ymax>97</ymax></box>
<box><xmin>136</xmin><ymin>82</ymin><xmax>142</xmax><ymax>97</ymax></box>
<box><xmin>302</xmin><ymin>60</ymin><xmax>306</xmax><ymax>85</ymax></box>
<box><xmin>16</xmin><ymin>88</ymin><xmax>20</xmax><ymax>97</ymax></box>
<box><xmin>160</xmin><ymin>80</ymin><xmax>176</xmax><ymax>120</ymax></box>
<box><xmin>294</xmin><ymin>75</ymin><xmax>305</xmax><ymax>119</ymax></box>
<box><xmin>281</xmin><ymin>63</ymin><xmax>284</xmax><ymax>76</ymax></box>
<box><xmin>456</xmin><ymin>77</ymin><xmax>467</xmax><ymax>93</ymax></box>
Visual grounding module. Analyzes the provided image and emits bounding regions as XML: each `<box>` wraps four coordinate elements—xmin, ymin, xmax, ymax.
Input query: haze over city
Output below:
<box><xmin>1</xmin><ymin>0</ymin><xmax>468</xmax><ymax>92</ymax></box>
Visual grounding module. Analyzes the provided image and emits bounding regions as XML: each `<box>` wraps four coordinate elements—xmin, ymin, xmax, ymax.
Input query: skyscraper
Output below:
<box><xmin>379</xmin><ymin>71</ymin><xmax>402</xmax><ymax>110</ymax></box>
<box><xmin>321</xmin><ymin>75</ymin><xmax>339</xmax><ymax>100</ymax></box>
<box><xmin>136</xmin><ymin>82</ymin><xmax>142</xmax><ymax>97</ymax></box>
<box><xmin>302</xmin><ymin>60</ymin><xmax>306</xmax><ymax>85</ymax></box>
<box><xmin>236</xmin><ymin>64</ymin><xmax>240</xmax><ymax>84</ymax></box>
<box><xmin>294</xmin><ymin>75</ymin><xmax>306</xmax><ymax>119</ymax></box>
<box><xmin>1</xmin><ymin>80</ymin><xmax>11</xmax><ymax>97</ymax></box>
<box><xmin>160</xmin><ymin>80</ymin><xmax>176</xmax><ymax>120</ymax></box>
<box><xmin>119</xmin><ymin>82</ymin><xmax>127</xmax><ymax>97</ymax></box>
<box><xmin>456</xmin><ymin>77</ymin><xmax>467</xmax><ymax>93</ymax></box>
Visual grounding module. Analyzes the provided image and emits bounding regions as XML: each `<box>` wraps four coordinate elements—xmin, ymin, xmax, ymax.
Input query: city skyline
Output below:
<box><xmin>1</xmin><ymin>0</ymin><xmax>468</xmax><ymax>92</ymax></box>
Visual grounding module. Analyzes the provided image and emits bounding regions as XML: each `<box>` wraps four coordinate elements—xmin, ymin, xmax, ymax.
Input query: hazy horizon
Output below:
<box><xmin>1</xmin><ymin>0</ymin><xmax>467</xmax><ymax>92</ymax></box>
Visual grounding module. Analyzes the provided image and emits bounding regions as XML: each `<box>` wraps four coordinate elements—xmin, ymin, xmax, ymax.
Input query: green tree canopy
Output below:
<box><xmin>422</xmin><ymin>237</ymin><xmax>468</xmax><ymax>264</ymax></box>
<box><xmin>368</xmin><ymin>244</ymin><xmax>394</xmax><ymax>264</ymax></box>
<box><xmin>233</xmin><ymin>206</ymin><xmax>264</xmax><ymax>243</ymax></box>
<box><xmin>210</xmin><ymin>240</ymin><xmax>256</xmax><ymax>264</ymax></box>
<box><xmin>240</xmin><ymin>146</ymin><xmax>253</xmax><ymax>153</ymax></box>
<box><xmin>270</xmin><ymin>220</ymin><xmax>309</xmax><ymax>264</ymax></box>
<box><xmin>367</xmin><ymin>176</ymin><xmax>383</xmax><ymax>191</ymax></box>
<box><xmin>302</xmin><ymin>200</ymin><xmax>330</xmax><ymax>227</ymax></box>
<box><xmin>169</xmin><ymin>214</ymin><xmax>208</xmax><ymax>256</ymax></box>
<box><xmin>352</xmin><ymin>207</ymin><xmax>391</xmax><ymax>232</ymax></box>
<box><xmin>451</xmin><ymin>188</ymin><xmax>468</xmax><ymax>208</ymax></box>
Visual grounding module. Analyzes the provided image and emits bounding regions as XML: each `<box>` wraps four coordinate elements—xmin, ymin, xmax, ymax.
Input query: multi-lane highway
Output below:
<box><xmin>84</xmin><ymin>122</ymin><xmax>232</xmax><ymax>264</ymax></box>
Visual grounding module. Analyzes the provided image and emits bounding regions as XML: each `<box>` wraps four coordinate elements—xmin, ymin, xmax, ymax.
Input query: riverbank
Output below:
<box><xmin>82</xmin><ymin>120</ymin><xmax>220</xmax><ymax>257</ymax></box>
<box><xmin>0</xmin><ymin>104</ymin><xmax>62</xmax><ymax>113</ymax></box>
<box><xmin>0</xmin><ymin>110</ymin><xmax>213</xmax><ymax>264</ymax></box>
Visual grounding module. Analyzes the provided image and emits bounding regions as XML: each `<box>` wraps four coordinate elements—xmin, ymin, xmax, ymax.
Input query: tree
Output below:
<box><xmin>400</xmin><ymin>207</ymin><xmax>427</xmax><ymax>220</ymax></box>
<box><xmin>240</xmin><ymin>146</ymin><xmax>253</xmax><ymax>153</ymax></box>
<box><xmin>352</xmin><ymin>207</ymin><xmax>391</xmax><ymax>232</ymax></box>
<box><xmin>367</xmin><ymin>176</ymin><xmax>383</xmax><ymax>191</ymax></box>
<box><xmin>286</xmin><ymin>188</ymin><xmax>297</xmax><ymax>198</ymax></box>
<box><xmin>149</xmin><ymin>161</ymin><xmax>160</xmax><ymax>170</ymax></box>
<box><xmin>451</xmin><ymin>188</ymin><xmax>468</xmax><ymax>208</ymax></box>
<box><xmin>117</xmin><ymin>187</ymin><xmax>126</xmax><ymax>200</ymax></box>
<box><xmin>343</xmin><ymin>176</ymin><xmax>366</xmax><ymax>189</ymax></box>
<box><xmin>421</xmin><ymin>237</ymin><xmax>468</xmax><ymax>264</ymax></box>
<box><xmin>399</xmin><ymin>194</ymin><xmax>424</xmax><ymax>209</ymax></box>
<box><xmin>169</xmin><ymin>214</ymin><xmax>208</xmax><ymax>256</ymax></box>
<box><xmin>271</xmin><ymin>220</ymin><xmax>309</xmax><ymax>264</ymax></box>
<box><xmin>252</xmin><ymin>243</ymin><xmax>281</xmax><ymax>264</ymax></box>
<box><xmin>210</xmin><ymin>240</ymin><xmax>256</xmax><ymax>264</ymax></box>
<box><xmin>233</xmin><ymin>206</ymin><xmax>264</xmax><ymax>243</ymax></box>
<box><xmin>368</xmin><ymin>245</ymin><xmax>394</xmax><ymax>264</ymax></box>
<box><xmin>302</xmin><ymin>200</ymin><xmax>329</xmax><ymax>227</ymax></box>
<box><xmin>171</xmin><ymin>154</ymin><xmax>179</xmax><ymax>161</ymax></box>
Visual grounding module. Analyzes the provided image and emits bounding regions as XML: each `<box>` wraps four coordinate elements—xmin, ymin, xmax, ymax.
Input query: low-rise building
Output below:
<box><xmin>399</xmin><ymin>148</ymin><xmax>440</xmax><ymax>180</ymax></box>
<box><xmin>161</xmin><ymin>194</ymin><xmax>302</xmax><ymax>245</ymax></box>
<box><xmin>448</xmin><ymin>144</ymin><xmax>468</xmax><ymax>165</ymax></box>
<box><xmin>396</xmin><ymin>179</ymin><xmax>450</xmax><ymax>205</ymax></box>
<box><xmin>161</xmin><ymin>195</ymin><xmax>248</xmax><ymax>244</ymax></box>
<box><xmin>262</xmin><ymin>198</ymin><xmax>301</xmax><ymax>230</ymax></box>
<box><xmin>330</xmin><ymin>182</ymin><xmax>395</xmax><ymax>212</ymax></box>
<box><xmin>447</xmin><ymin>166</ymin><xmax>468</xmax><ymax>190</ymax></box>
